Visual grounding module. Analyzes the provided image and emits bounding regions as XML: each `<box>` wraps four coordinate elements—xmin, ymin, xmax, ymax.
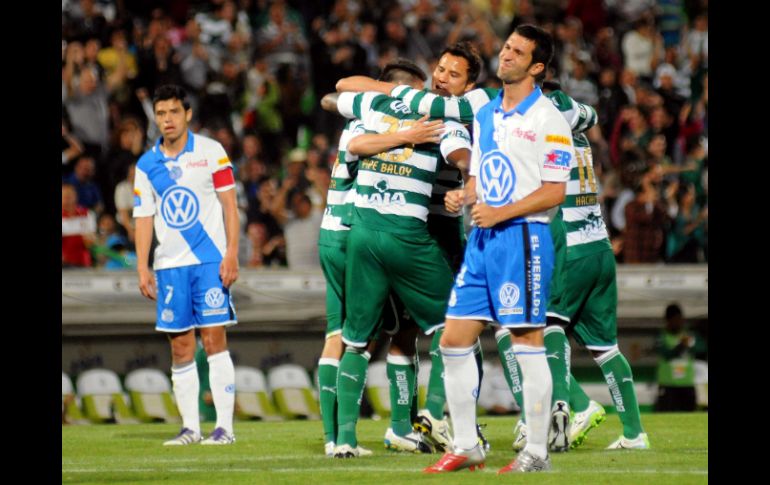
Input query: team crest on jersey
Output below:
<box><xmin>205</xmin><ymin>288</ymin><xmax>225</xmax><ymax>308</ymax></box>
<box><xmin>544</xmin><ymin>149</ymin><xmax>571</xmax><ymax>169</ymax></box>
<box><xmin>479</xmin><ymin>150</ymin><xmax>516</xmax><ymax>206</ymax></box>
<box><xmin>169</xmin><ymin>166</ymin><xmax>183</xmax><ymax>180</ymax></box>
<box><xmin>498</xmin><ymin>283</ymin><xmax>523</xmax><ymax>315</ymax></box>
<box><xmin>161</xmin><ymin>309</ymin><xmax>174</xmax><ymax>322</ymax></box>
<box><xmin>161</xmin><ymin>186</ymin><xmax>200</xmax><ymax>230</ymax></box>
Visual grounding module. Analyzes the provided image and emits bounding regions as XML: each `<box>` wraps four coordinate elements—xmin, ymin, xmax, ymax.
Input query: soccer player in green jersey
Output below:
<box><xmin>321</xmin><ymin>77</ymin><xmax>473</xmax><ymax>459</ymax></box>
<box><xmin>317</xmin><ymin>60</ymin><xmax>446</xmax><ymax>457</ymax></box>
<box><xmin>336</xmin><ymin>43</ymin><xmax>495</xmax><ymax>453</ymax></box>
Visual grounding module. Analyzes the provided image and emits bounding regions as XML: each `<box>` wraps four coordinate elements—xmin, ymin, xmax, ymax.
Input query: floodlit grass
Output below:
<box><xmin>62</xmin><ymin>412</ymin><xmax>706</xmax><ymax>484</ymax></box>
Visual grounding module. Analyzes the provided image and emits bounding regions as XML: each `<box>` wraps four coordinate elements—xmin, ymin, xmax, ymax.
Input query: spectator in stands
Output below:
<box><xmin>655</xmin><ymin>303</ymin><xmax>705</xmax><ymax>411</ymax></box>
<box><xmin>63</xmin><ymin>156</ymin><xmax>104</xmax><ymax>214</ymax></box>
<box><xmin>113</xmin><ymin>162</ymin><xmax>136</xmax><ymax>242</ymax></box>
<box><xmin>62</xmin><ymin>117</ymin><xmax>84</xmax><ymax>176</ymax></box>
<box><xmin>665</xmin><ymin>183</ymin><xmax>707</xmax><ymax>263</ymax></box>
<box><xmin>62</xmin><ymin>183</ymin><xmax>96</xmax><ymax>268</ymax></box>
<box><xmin>245</xmin><ymin>221</ymin><xmax>286</xmax><ymax>268</ymax></box>
<box><xmin>622</xmin><ymin>167</ymin><xmax>668</xmax><ymax>263</ymax></box>
<box><xmin>270</xmin><ymin>177</ymin><xmax>322</xmax><ymax>270</ymax></box>
<box><xmin>621</xmin><ymin>16</ymin><xmax>663</xmax><ymax>82</ymax></box>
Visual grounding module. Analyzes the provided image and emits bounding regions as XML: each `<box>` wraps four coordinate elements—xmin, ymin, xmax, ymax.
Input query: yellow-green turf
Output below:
<box><xmin>62</xmin><ymin>413</ymin><xmax>707</xmax><ymax>484</ymax></box>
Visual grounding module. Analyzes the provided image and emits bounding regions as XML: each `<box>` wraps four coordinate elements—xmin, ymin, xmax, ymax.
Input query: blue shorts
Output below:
<box><xmin>155</xmin><ymin>262</ymin><xmax>237</xmax><ymax>332</ymax></box>
<box><xmin>445</xmin><ymin>221</ymin><xmax>554</xmax><ymax>327</ymax></box>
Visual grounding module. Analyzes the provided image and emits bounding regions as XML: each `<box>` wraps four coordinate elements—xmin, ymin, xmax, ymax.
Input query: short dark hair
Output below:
<box><xmin>152</xmin><ymin>84</ymin><xmax>191</xmax><ymax>110</ymax></box>
<box><xmin>439</xmin><ymin>41</ymin><xmax>483</xmax><ymax>84</ymax></box>
<box><xmin>665</xmin><ymin>303</ymin><xmax>683</xmax><ymax>320</ymax></box>
<box><xmin>380</xmin><ymin>58</ymin><xmax>426</xmax><ymax>83</ymax></box>
<box><xmin>514</xmin><ymin>24</ymin><xmax>554</xmax><ymax>80</ymax></box>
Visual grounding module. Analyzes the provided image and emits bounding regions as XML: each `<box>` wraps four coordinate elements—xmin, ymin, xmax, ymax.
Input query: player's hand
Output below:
<box><xmin>471</xmin><ymin>203</ymin><xmax>504</xmax><ymax>228</ymax></box>
<box><xmin>444</xmin><ymin>189</ymin><xmax>465</xmax><ymax>213</ymax></box>
<box><xmin>404</xmin><ymin>115</ymin><xmax>444</xmax><ymax>145</ymax></box>
<box><xmin>138</xmin><ymin>266</ymin><xmax>157</xmax><ymax>301</ymax></box>
<box><xmin>220</xmin><ymin>253</ymin><xmax>239</xmax><ymax>288</ymax></box>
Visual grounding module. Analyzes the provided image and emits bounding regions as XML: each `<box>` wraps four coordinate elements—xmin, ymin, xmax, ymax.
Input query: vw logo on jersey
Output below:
<box><xmin>479</xmin><ymin>150</ymin><xmax>516</xmax><ymax>206</ymax></box>
<box><xmin>161</xmin><ymin>186</ymin><xmax>200</xmax><ymax>230</ymax></box>
<box><xmin>205</xmin><ymin>288</ymin><xmax>225</xmax><ymax>308</ymax></box>
<box><xmin>499</xmin><ymin>283</ymin><xmax>520</xmax><ymax>308</ymax></box>
<box><xmin>169</xmin><ymin>166</ymin><xmax>183</xmax><ymax>180</ymax></box>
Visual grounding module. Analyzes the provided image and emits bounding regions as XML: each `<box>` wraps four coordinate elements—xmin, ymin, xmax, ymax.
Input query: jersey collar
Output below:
<box><xmin>493</xmin><ymin>86</ymin><xmax>542</xmax><ymax>118</ymax></box>
<box><xmin>152</xmin><ymin>130</ymin><xmax>195</xmax><ymax>162</ymax></box>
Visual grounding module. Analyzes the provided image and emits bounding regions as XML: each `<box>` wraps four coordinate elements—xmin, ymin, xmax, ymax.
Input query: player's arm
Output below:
<box><xmin>336</xmin><ymin>76</ymin><xmax>396</xmax><ymax>95</ymax></box>
<box><xmin>347</xmin><ymin>115</ymin><xmax>444</xmax><ymax>155</ymax></box>
<box><xmin>135</xmin><ymin>216</ymin><xmax>156</xmax><ymax>300</ymax></box>
<box><xmin>211</xmin><ymin>150</ymin><xmax>240</xmax><ymax>288</ymax></box>
<box><xmin>217</xmin><ymin>187</ymin><xmax>240</xmax><ymax>288</ymax></box>
<box><xmin>132</xmin><ymin>164</ymin><xmax>156</xmax><ymax>300</ymax></box>
<box><xmin>445</xmin><ymin>176</ymin><xmax>477</xmax><ymax>213</ymax></box>
<box><xmin>439</xmin><ymin>120</ymin><xmax>472</xmax><ymax>173</ymax></box>
<box><xmin>390</xmin><ymin>86</ymin><xmax>497</xmax><ymax>124</ymax></box>
<box><xmin>471</xmin><ymin>182</ymin><xmax>566</xmax><ymax>228</ymax></box>
<box><xmin>547</xmin><ymin>90</ymin><xmax>598</xmax><ymax>133</ymax></box>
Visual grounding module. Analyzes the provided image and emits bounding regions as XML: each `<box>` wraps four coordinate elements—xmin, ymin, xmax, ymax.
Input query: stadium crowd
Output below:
<box><xmin>61</xmin><ymin>0</ymin><xmax>708</xmax><ymax>270</ymax></box>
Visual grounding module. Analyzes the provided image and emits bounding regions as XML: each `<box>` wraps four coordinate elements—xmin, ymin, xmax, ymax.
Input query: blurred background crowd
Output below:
<box><xmin>61</xmin><ymin>0</ymin><xmax>708</xmax><ymax>271</ymax></box>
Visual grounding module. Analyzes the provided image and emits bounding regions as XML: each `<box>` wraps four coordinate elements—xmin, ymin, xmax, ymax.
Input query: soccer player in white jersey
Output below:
<box><xmin>424</xmin><ymin>25</ymin><xmax>572</xmax><ymax>474</ymax></box>
<box><xmin>133</xmin><ymin>85</ymin><xmax>239</xmax><ymax>446</ymax></box>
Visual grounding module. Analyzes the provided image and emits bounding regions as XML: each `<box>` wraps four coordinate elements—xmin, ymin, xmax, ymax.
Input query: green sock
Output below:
<box><xmin>317</xmin><ymin>358</ymin><xmax>339</xmax><ymax>444</ymax></box>
<box><xmin>568</xmin><ymin>373</ymin><xmax>591</xmax><ymax>413</ymax></box>
<box><xmin>387</xmin><ymin>354</ymin><xmax>416</xmax><ymax>436</ymax></box>
<box><xmin>336</xmin><ymin>348</ymin><xmax>370</xmax><ymax>447</ymax></box>
<box><xmin>544</xmin><ymin>326</ymin><xmax>570</xmax><ymax>405</ymax></box>
<box><xmin>410</xmin><ymin>355</ymin><xmax>419</xmax><ymax>424</ymax></box>
<box><xmin>426</xmin><ymin>329</ymin><xmax>446</xmax><ymax>418</ymax></box>
<box><xmin>596</xmin><ymin>348</ymin><xmax>644</xmax><ymax>438</ymax></box>
<box><xmin>495</xmin><ymin>328</ymin><xmax>525</xmax><ymax>423</ymax></box>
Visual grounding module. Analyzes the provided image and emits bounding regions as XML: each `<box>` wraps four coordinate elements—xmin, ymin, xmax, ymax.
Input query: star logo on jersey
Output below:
<box><xmin>205</xmin><ymin>288</ymin><xmax>225</xmax><ymax>308</ymax></box>
<box><xmin>544</xmin><ymin>149</ymin><xmax>571</xmax><ymax>169</ymax></box>
<box><xmin>479</xmin><ymin>150</ymin><xmax>516</xmax><ymax>206</ymax></box>
<box><xmin>161</xmin><ymin>186</ymin><xmax>200</xmax><ymax>230</ymax></box>
<box><xmin>499</xmin><ymin>283</ymin><xmax>520</xmax><ymax>308</ymax></box>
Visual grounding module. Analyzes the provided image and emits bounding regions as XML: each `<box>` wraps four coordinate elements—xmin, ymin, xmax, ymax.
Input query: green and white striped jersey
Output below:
<box><xmin>390</xmin><ymin>85</ymin><xmax>499</xmax><ymax>124</ymax></box>
<box><xmin>546</xmin><ymin>91</ymin><xmax>611</xmax><ymax>260</ymax></box>
<box><xmin>319</xmin><ymin>119</ymin><xmax>363</xmax><ymax>247</ymax></box>
<box><xmin>390</xmin><ymin>85</ymin><xmax>598</xmax><ymax>134</ymax></box>
<box><xmin>337</xmin><ymin>91</ymin><xmax>471</xmax><ymax>234</ymax></box>
<box><xmin>390</xmin><ymin>85</ymin><xmax>607</xmax><ymax>258</ymax></box>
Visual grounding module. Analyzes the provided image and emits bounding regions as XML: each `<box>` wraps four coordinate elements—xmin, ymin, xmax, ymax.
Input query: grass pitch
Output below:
<box><xmin>62</xmin><ymin>412</ymin><xmax>707</xmax><ymax>484</ymax></box>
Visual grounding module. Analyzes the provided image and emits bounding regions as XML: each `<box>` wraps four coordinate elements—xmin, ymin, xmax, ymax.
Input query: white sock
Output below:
<box><xmin>513</xmin><ymin>344</ymin><xmax>552</xmax><ymax>460</ymax></box>
<box><xmin>441</xmin><ymin>345</ymin><xmax>478</xmax><ymax>450</ymax></box>
<box><xmin>208</xmin><ymin>350</ymin><xmax>235</xmax><ymax>434</ymax></box>
<box><xmin>171</xmin><ymin>361</ymin><xmax>200</xmax><ymax>433</ymax></box>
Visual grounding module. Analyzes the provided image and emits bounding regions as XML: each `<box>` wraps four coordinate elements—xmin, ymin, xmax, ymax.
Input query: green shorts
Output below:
<box><xmin>343</xmin><ymin>225</ymin><xmax>453</xmax><ymax>347</ymax></box>
<box><xmin>320</xmin><ymin>238</ymin><xmax>400</xmax><ymax>340</ymax></box>
<box><xmin>547</xmin><ymin>249</ymin><xmax>618</xmax><ymax>351</ymax></box>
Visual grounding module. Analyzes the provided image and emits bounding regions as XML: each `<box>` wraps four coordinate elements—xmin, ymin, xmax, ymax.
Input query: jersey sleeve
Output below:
<box><xmin>539</xmin><ymin>111</ymin><xmax>574</xmax><ymax>183</ymax></box>
<box><xmin>209</xmin><ymin>142</ymin><xmax>235</xmax><ymax>192</ymax></box>
<box><xmin>390</xmin><ymin>86</ymin><xmax>497</xmax><ymax>124</ymax></box>
<box><xmin>547</xmin><ymin>90</ymin><xmax>597</xmax><ymax>133</ymax></box>
<box><xmin>337</xmin><ymin>91</ymin><xmax>379</xmax><ymax>119</ymax></box>
<box><xmin>439</xmin><ymin>120</ymin><xmax>472</xmax><ymax>161</ymax></box>
<box><xmin>469</xmin><ymin>116</ymin><xmax>482</xmax><ymax>177</ymax></box>
<box><xmin>339</xmin><ymin>119</ymin><xmax>366</xmax><ymax>162</ymax></box>
<box><xmin>132</xmin><ymin>166</ymin><xmax>156</xmax><ymax>217</ymax></box>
